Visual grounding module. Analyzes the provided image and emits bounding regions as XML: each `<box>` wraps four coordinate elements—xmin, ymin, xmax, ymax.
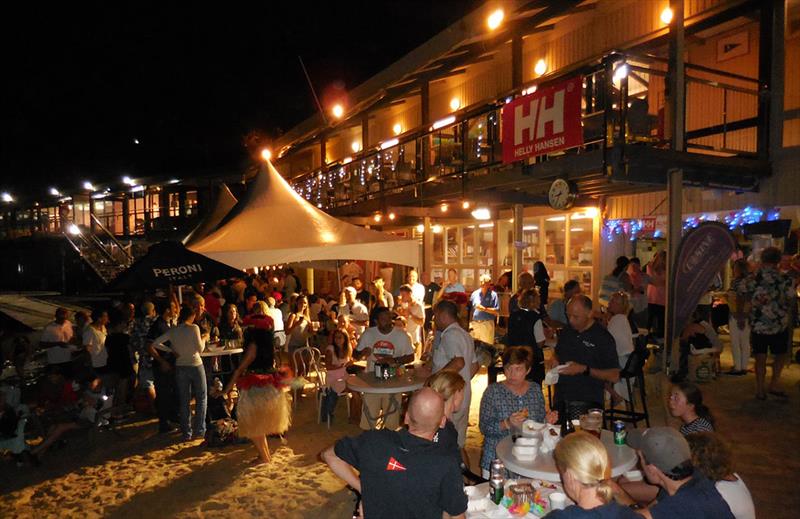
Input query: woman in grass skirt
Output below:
<box><xmin>224</xmin><ymin>326</ymin><xmax>290</xmax><ymax>464</ymax></box>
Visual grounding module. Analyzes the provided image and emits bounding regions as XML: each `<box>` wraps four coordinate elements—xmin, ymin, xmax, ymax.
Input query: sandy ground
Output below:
<box><xmin>1</xmin><ymin>335</ymin><xmax>799</xmax><ymax>518</ymax></box>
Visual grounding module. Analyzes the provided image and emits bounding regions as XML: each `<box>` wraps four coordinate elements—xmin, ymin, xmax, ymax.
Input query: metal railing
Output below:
<box><xmin>289</xmin><ymin>50</ymin><xmax>763</xmax><ymax>209</ymax></box>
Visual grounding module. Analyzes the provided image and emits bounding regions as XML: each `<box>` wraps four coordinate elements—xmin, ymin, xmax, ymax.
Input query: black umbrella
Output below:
<box><xmin>107</xmin><ymin>241</ymin><xmax>242</xmax><ymax>290</ymax></box>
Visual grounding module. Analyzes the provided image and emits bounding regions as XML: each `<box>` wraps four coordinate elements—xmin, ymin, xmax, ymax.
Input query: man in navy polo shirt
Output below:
<box><xmin>626</xmin><ymin>427</ymin><xmax>734</xmax><ymax>519</ymax></box>
<box><xmin>552</xmin><ymin>294</ymin><xmax>620</xmax><ymax>420</ymax></box>
<box><xmin>322</xmin><ymin>387</ymin><xmax>467</xmax><ymax>519</ymax></box>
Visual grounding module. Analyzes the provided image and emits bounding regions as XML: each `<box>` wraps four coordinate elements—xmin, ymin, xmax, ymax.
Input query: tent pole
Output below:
<box><xmin>336</xmin><ymin>261</ymin><xmax>341</xmax><ymax>293</ymax></box>
<box><xmin>178</xmin><ymin>285</ymin><xmax>183</xmax><ymax>305</ymax></box>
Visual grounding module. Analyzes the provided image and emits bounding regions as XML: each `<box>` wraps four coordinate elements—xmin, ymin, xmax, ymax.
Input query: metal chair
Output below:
<box><xmin>291</xmin><ymin>346</ymin><xmax>324</xmax><ymax>410</ymax></box>
<box><xmin>318</xmin><ymin>366</ymin><xmax>352</xmax><ymax>430</ymax></box>
<box><xmin>605</xmin><ymin>343</ymin><xmax>651</xmax><ymax>428</ymax></box>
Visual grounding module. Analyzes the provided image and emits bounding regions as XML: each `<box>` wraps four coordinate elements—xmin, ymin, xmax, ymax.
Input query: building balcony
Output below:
<box><xmin>288</xmin><ymin>50</ymin><xmax>770</xmax><ymax>214</ymax></box>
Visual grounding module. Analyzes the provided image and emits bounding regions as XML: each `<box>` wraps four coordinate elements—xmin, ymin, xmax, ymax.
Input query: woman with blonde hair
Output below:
<box><xmin>551</xmin><ymin>432</ymin><xmax>639</xmax><ymax>517</ymax></box>
<box><xmin>426</xmin><ymin>370</ymin><xmax>485</xmax><ymax>482</ymax></box>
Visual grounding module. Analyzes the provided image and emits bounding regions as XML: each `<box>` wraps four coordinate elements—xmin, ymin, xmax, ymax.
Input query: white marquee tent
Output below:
<box><xmin>188</xmin><ymin>161</ymin><xmax>420</xmax><ymax>269</ymax></box>
<box><xmin>182</xmin><ymin>183</ymin><xmax>238</xmax><ymax>247</ymax></box>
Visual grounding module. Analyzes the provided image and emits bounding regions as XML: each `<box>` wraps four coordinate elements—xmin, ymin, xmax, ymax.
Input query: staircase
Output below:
<box><xmin>62</xmin><ymin>215</ymin><xmax>135</xmax><ymax>283</ymax></box>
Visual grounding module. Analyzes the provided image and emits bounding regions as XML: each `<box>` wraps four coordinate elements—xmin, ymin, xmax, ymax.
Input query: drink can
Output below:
<box><xmin>613</xmin><ymin>420</ymin><xmax>627</xmax><ymax>445</ymax></box>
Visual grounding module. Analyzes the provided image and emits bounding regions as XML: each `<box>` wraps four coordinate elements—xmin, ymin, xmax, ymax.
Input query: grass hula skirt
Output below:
<box><xmin>236</xmin><ymin>369</ymin><xmax>291</xmax><ymax>438</ymax></box>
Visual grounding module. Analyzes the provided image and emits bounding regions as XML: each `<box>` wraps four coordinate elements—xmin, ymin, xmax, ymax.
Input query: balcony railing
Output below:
<box><xmin>289</xmin><ymin>50</ymin><xmax>762</xmax><ymax>210</ymax></box>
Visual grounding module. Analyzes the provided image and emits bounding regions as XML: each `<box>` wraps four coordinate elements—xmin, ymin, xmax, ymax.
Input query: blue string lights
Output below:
<box><xmin>604</xmin><ymin>206</ymin><xmax>781</xmax><ymax>242</ymax></box>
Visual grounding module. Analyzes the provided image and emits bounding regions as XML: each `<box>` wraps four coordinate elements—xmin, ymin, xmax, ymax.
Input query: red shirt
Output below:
<box><xmin>242</xmin><ymin>314</ymin><xmax>274</xmax><ymax>330</ymax></box>
<box><xmin>204</xmin><ymin>292</ymin><xmax>222</xmax><ymax>321</ymax></box>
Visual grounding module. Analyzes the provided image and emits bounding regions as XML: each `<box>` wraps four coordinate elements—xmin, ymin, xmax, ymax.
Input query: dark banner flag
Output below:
<box><xmin>670</xmin><ymin>222</ymin><xmax>737</xmax><ymax>336</ymax></box>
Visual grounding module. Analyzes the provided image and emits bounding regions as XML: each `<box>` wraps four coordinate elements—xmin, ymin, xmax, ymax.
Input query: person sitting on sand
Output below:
<box><xmin>322</xmin><ymin>387</ymin><xmax>468</xmax><ymax>519</ymax></box>
<box><xmin>686</xmin><ymin>432</ymin><xmax>755</xmax><ymax>519</ymax></box>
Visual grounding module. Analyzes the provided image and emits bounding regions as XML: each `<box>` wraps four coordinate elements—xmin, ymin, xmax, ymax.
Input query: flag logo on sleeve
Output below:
<box><xmin>385</xmin><ymin>457</ymin><xmax>406</xmax><ymax>471</ymax></box>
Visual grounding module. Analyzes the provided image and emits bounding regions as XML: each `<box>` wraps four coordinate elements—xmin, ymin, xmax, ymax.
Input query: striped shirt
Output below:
<box><xmin>680</xmin><ymin>417</ymin><xmax>714</xmax><ymax>436</ymax></box>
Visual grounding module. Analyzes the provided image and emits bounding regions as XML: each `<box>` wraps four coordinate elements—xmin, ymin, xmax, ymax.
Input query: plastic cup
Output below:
<box><xmin>549</xmin><ymin>492</ymin><xmax>567</xmax><ymax>510</ymax></box>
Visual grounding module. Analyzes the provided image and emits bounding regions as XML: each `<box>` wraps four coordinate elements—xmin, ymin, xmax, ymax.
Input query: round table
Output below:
<box><xmin>496</xmin><ymin>430</ymin><xmax>638</xmax><ymax>482</ymax></box>
<box><xmin>200</xmin><ymin>348</ymin><xmax>244</xmax><ymax>384</ymax></box>
<box><xmin>346</xmin><ymin>369</ymin><xmax>426</xmax><ymax>429</ymax></box>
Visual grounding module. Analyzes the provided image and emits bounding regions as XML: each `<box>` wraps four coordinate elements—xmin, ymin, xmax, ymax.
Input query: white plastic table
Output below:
<box><xmin>346</xmin><ymin>369</ymin><xmax>426</xmax><ymax>429</ymax></box>
<box><xmin>496</xmin><ymin>430</ymin><xmax>638</xmax><ymax>482</ymax></box>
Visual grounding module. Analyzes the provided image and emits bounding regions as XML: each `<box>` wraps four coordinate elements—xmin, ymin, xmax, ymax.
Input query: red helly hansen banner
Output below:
<box><xmin>502</xmin><ymin>76</ymin><xmax>583</xmax><ymax>164</ymax></box>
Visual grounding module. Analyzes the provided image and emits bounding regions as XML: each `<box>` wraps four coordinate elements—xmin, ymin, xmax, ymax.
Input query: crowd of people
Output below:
<box><xmin>2</xmin><ymin>249</ymin><xmax>797</xmax><ymax>518</ymax></box>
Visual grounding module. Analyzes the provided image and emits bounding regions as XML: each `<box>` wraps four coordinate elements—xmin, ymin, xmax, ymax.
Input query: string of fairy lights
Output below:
<box><xmin>603</xmin><ymin>206</ymin><xmax>782</xmax><ymax>242</ymax></box>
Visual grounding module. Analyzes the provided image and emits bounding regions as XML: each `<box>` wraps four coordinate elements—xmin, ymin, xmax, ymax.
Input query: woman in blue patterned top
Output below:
<box><xmin>479</xmin><ymin>346</ymin><xmax>558</xmax><ymax>477</ymax></box>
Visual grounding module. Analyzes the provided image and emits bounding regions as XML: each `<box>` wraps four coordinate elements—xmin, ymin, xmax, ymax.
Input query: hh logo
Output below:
<box><xmin>386</xmin><ymin>457</ymin><xmax>407</xmax><ymax>471</ymax></box>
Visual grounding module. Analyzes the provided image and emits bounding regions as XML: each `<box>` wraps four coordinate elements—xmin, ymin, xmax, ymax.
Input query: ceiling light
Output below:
<box><xmin>487</xmin><ymin>8</ymin><xmax>504</xmax><ymax>31</ymax></box>
<box><xmin>462</xmin><ymin>200</ymin><xmax>471</xmax><ymax>210</ymax></box>
<box><xmin>613</xmin><ymin>64</ymin><xmax>629</xmax><ymax>82</ymax></box>
<box><xmin>570</xmin><ymin>227</ymin><xmax>585</xmax><ymax>232</ymax></box>
<box><xmin>471</xmin><ymin>207</ymin><xmax>491</xmax><ymax>220</ymax></box>
<box><xmin>432</xmin><ymin>224</ymin><xmax>443</xmax><ymax>233</ymax></box>
<box><xmin>351</xmin><ymin>141</ymin><xmax>361</xmax><ymax>153</ymax></box>
<box><xmin>660</xmin><ymin>7</ymin><xmax>673</xmax><ymax>25</ymax></box>
<box><xmin>332</xmin><ymin>104</ymin><xmax>344</xmax><ymax>119</ymax></box>
<box><xmin>373</xmin><ymin>213</ymin><xmax>382</xmax><ymax>223</ymax></box>
<box><xmin>523</xmin><ymin>225</ymin><xmax>539</xmax><ymax>231</ymax></box>
<box><xmin>546</xmin><ymin>216</ymin><xmax>566</xmax><ymax>222</ymax></box>
<box><xmin>1</xmin><ymin>192</ymin><xmax>13</xmax><ymax>203</ymax></box>
<box><xmin>83</xmin><ymin>181</ymin><xmax>94</xmax><ymax>191</ymax></box>
<box><xmin>479</xmin><ymin>223</ymin><xmax>494</xmax><ymax>228</ymax></box>
<box><xmin>388</xmin><ymin>212</ymin><xmax>396</xmax><ymax>221</ymax></box>
<box><xmin>534</xmin><ymin>59</ymin><xmax>547</xmax><ymax>76</ymax></box>
<box><xmin>260</xmin><ymin>148</ymin><xmax>272</xmax><ymax>161</ymax></box>
<box><xmin>416</xmin><ymin>224</ymin><xmax>425</xmax><ymax>233</ymax></box>
<box><xmin>49</xmin><ymin>187</ymin><xmax>61</xmax><ymax>196</ymax></box>
<box><xmin>440</xmin><ymin>203</ymin><xmax>449</xmax><ymax>213</ymax></box>
<box><xmin>393</xmin><ymin>123</ymin><xmax>402</xmax><ymax>135</ymax></box>
<box><xmin>449</xmin><ymin>98</ymin><xmax>461</xmax><ymax>111</ymax></box>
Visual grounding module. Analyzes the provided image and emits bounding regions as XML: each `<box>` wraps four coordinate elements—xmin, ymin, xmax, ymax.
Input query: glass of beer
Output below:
<box><xmin>583</xmin><ymin>409</ymin><xmax>603</xmax><ymax>438</ymax></box>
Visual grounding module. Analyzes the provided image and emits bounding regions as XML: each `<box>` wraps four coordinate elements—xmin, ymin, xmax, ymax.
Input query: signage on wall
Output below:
<box><xmin>501</xmin><ymin>76</ymin><xmax>583</xmax><ymax>164</ymax></box>
<box><xmin>641</xmin><ymin>218</ymin><xmax>657</xmax><ymax>233</ymax></box>
<box><xmin>716</xmin><ymin>30</ymin><xmax>749</xmax><ymax>62</ymax></box>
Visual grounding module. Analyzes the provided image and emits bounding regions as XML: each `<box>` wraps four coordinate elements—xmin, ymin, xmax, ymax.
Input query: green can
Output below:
<box><xmin>613</xmin><ymin>420</ymin><xmax>627</xmax><ymax>445</ymax></box>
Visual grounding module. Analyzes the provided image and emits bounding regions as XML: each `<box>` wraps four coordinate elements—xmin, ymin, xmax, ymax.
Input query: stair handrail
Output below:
<box><xmin>90</xmin><ymin>213</ymin><xmax>134</xmax><ymax>264</ymax></box>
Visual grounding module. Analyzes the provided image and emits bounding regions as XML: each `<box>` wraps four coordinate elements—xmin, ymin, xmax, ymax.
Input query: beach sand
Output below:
<box><xmin>2</xmin><ymin>346</ymin><xmax>799</xmax><ymax>518</ymax></box>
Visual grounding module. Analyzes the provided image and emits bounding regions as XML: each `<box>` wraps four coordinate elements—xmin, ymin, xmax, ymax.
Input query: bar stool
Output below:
<box><xmin>605</xmin><ymin>344</ymin><xmax>650</xmax><ymax>428</ymax></box>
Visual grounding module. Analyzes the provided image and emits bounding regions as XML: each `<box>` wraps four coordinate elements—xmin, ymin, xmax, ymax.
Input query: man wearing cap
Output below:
<box><xmin>340</xmin><ymin>286</ymin><xmax>369</xmax><ymax>337</ymax></box>
<box><xmin>620</xmin><ymin>427</ymin><xmax>734</xmax><ymax>518</ymax></box>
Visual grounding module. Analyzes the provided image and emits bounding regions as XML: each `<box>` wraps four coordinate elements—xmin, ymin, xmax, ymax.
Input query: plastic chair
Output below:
<box><xmin>291</xmin><ymin>346</ymin><xmax>324</xmax><ymax>410</ymax></box>
<box><xmin>605</xmin><ymin>343</ymin><xmax>651</xmax><ymax>428</ymax></box>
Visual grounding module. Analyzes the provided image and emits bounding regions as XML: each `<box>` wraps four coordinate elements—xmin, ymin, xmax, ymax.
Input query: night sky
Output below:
<box><xmin>1</xmin><ymin>1</ymin><xmax>481</xmax><ymax>198</ymax></box>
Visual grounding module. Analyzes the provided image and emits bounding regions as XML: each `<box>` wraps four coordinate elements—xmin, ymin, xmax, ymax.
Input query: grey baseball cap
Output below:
<box><xmin>627</xmin><ymin>427</ymin><xmax>692</xmax><ymax>477</ymax></box>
